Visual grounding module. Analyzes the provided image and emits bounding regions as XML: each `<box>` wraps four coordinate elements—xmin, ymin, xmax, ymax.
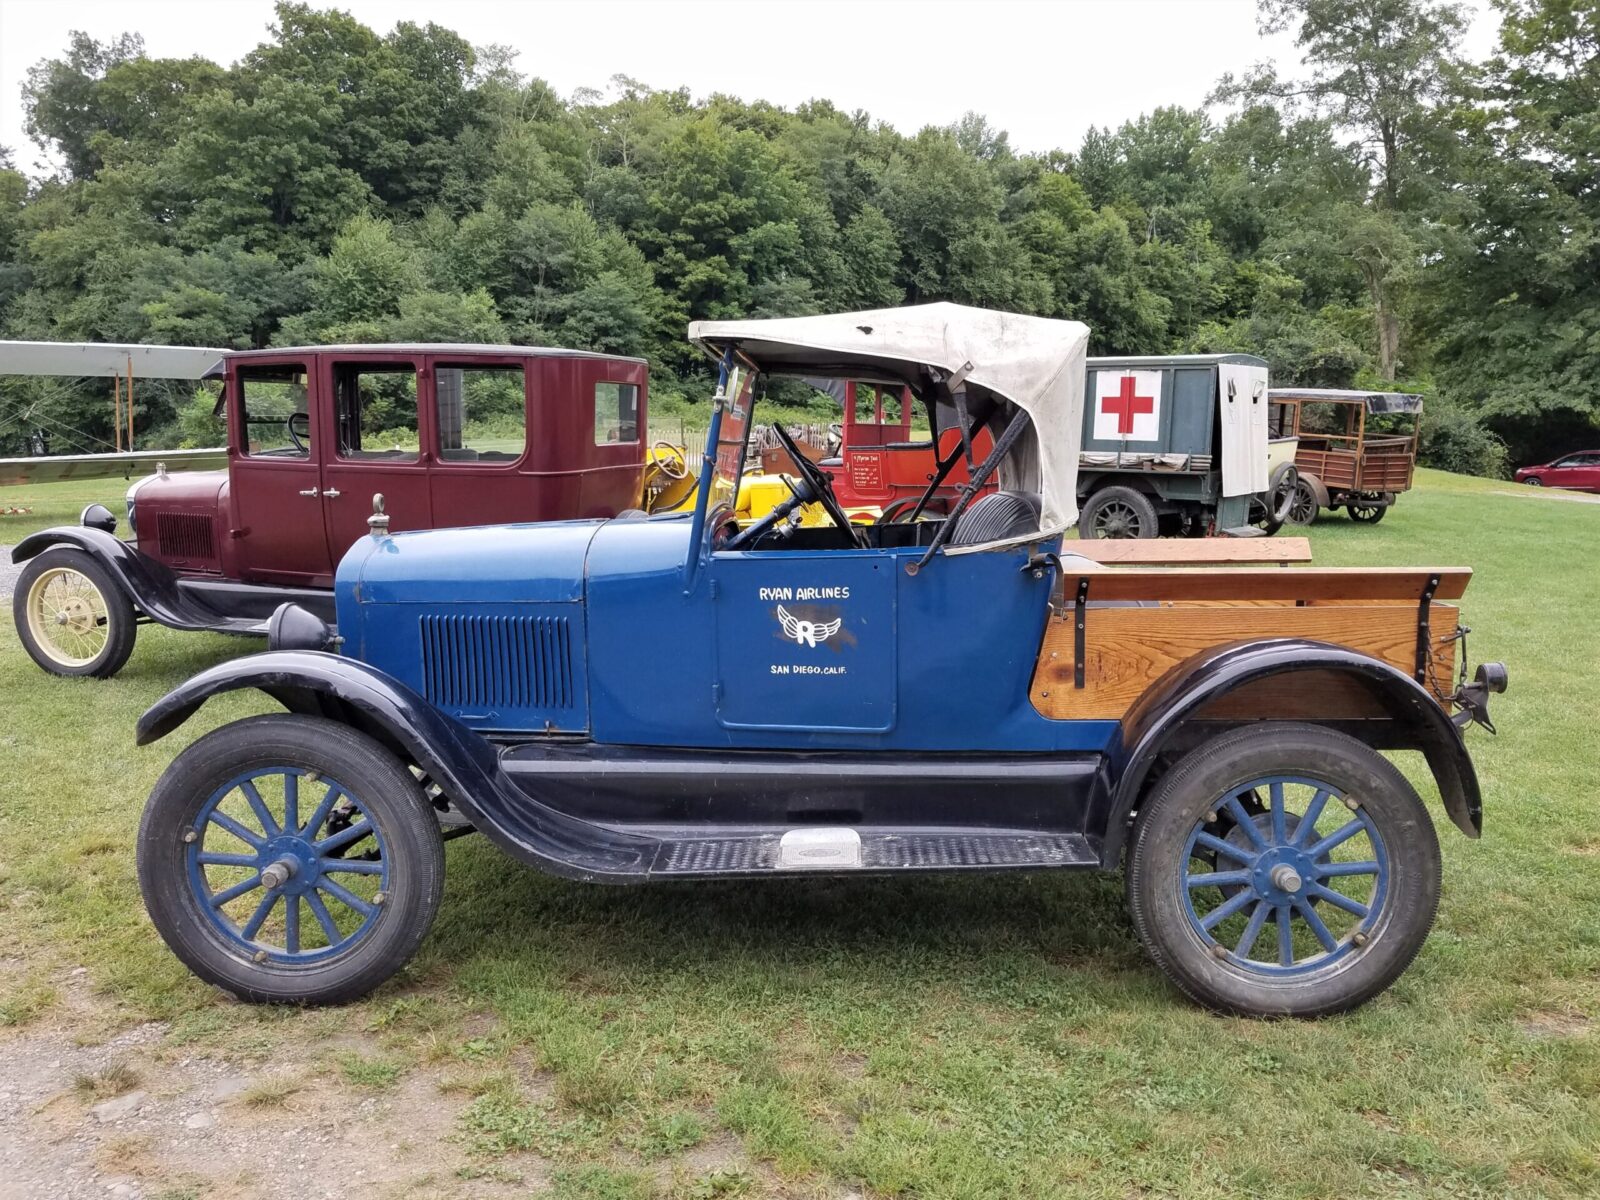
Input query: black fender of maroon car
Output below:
<box><xmin>11</xmin><ymin>524</ymin><xmax>332</xmax><ymax>633</ymax></box>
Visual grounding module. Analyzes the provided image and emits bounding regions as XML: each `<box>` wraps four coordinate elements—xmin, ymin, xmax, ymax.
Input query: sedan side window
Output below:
<box><xmin>332</xmin><ymin>364</ymin><xmax>420</xmax><ymax>462</ymax></box>
<box><xmin>595</xmin><ymin>382</ymin><xmax>640</xmax><ymax>445</ymax></box>
<box><xmin>435</xmin><ymin>365</ymin><xmax>528</xmax><ymax>462</ymax></box>
<box><xmin>239</xmin><ymin>365</ymin><xmax>311</xmax><ymax>458</ymax></box>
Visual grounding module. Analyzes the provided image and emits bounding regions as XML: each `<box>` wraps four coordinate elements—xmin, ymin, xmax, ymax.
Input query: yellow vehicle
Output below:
<box><xmin>649</xmin><ymin>438</ymin><xmax>866</xmax><ymax>527</ymax></box>
<box><xmin>641</xmin><ymin>441</ymin><xmax>698</xmax><ymax>512</ymax></box>
<box><xmin>734</xmin><ymin>472</ymin><xmax>846</xmax><ymax>526</ymax></box>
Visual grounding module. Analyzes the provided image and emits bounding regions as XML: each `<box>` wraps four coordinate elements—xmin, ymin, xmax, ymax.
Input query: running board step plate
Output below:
<box><xmin>649</xmin><ymin>830</ymin><xmax>1098</xmax><ymax>878</ymax></box>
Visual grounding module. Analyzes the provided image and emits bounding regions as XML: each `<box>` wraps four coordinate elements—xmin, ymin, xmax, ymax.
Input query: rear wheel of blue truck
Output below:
<box><xmin>137</xmin><ymin>714</ymin><xmax>445</xmax><ymax>1005</ymax></box>
<box><xmin>1126</xmin><ymin>723</ymin><xmax>1440</xmax><ymax>1017</ymax></box>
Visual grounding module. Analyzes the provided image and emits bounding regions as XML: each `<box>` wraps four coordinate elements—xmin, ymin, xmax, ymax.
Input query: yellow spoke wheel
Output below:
<box><xmin>13</xmin><ymin>547</ymin><xmax>136</xmax><ymax>678</ymax></box>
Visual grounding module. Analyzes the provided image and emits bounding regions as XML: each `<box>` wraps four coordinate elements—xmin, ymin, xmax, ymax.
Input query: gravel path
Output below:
<box><xmin>0</xmin><ymin>966</ymin><xmax>536</xmax><ymax>1200</ymax></box>
<box><xmin>0</xmin><ymin>545</ymin><xmax>20</xmax><ymax>601</ymax></box>
<box><xmin>1489</xmin><ymin>487</ymin><xmax>1600</xmax><ymax>505</ymax></box>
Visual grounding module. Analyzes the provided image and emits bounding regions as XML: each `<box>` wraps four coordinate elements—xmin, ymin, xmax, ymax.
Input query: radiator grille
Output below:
<box><xmin>154</xmin><ymin>512</ymin><xmax>216</xmax><ymax>563</ymax></box>
<box><xmin>418</xmin><ymin>613</ymin><xmax>574</xmax><ymax>715</ymax></box>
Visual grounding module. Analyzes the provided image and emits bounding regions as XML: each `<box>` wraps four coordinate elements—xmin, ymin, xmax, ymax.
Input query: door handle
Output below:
<box><xmin>298</xmin><ymin>487</ymin><xmax>320</xmax><ymax>498</ymax></box>
<box><xmin>323</xmin><ymin>488</ymin><xmax>341</xmax><ymax>499</ymax></box>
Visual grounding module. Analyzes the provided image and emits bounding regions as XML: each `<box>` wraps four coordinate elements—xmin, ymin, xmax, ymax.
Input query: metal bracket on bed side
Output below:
<box><xmin>1023</xmin><ymin>551</ymin><xmax>1063</xmax><ymax>582</ymax></box>
<box><xmin>1414</xmin><ymin>573</ymin><xmax>1440</xmax><ymax>683</ymax></box>
<box><xmin>1075</xmin><ymin>577</ymin><xmax>1090</xmax><ymax>689</ymax></box>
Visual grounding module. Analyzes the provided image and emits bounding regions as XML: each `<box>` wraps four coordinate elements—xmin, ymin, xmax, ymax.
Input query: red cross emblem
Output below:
<box><xmin>1102</xmin><ymin>375</ymin><xmax>1155</xmax><ymax>435</ymax></box>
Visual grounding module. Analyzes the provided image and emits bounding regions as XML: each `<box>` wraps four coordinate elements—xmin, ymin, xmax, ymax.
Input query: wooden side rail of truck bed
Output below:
<box><xmin>1031</xmin><ymin>567</ymin><xmax>1469</xmax><ymax>720</ymax></box>
<box><xmin>1069</xmin><ymin>537</ymin><xmax>1312</xmax><ymax>566</ymax></box>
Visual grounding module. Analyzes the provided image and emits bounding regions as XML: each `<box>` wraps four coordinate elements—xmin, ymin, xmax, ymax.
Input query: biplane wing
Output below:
<box><xmin>0</xmin><ymin>340</ymin><xmax>230</xmax><ymax>488</ymax></box>
<box><xmin>0</xmin><ymin>447</ymin><xmax>228</xmax><ymax>488</ymax></box>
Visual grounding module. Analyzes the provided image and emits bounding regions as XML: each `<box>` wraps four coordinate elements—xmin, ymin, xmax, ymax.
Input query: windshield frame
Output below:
<box><xmin>707</xmin><ymin>360</ymin><xmax>759</xmax><ymax>513</ymax></box>
<box><xmin>682</xmin><ymin>349</ymin><xmax>761</xmax><ymax>589</ymax></box>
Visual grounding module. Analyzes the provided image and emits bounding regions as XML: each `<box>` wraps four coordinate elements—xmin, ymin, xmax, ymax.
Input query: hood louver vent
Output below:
<box><xmin>154</xmin><ymin>512</ymin><xmax>216</xmax><ymax>564</ymax></box>
<box><xmin>418</xmin><ymin>613</ymin><xmax>575</xmax><ymax>716</ymax></box>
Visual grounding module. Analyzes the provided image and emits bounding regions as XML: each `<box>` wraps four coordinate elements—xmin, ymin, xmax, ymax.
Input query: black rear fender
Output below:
<box><xmin>136</xmin><ymin>652</ymin><xmax>656</xmax><ymax>882</ymax></box>
<box><xmin>1097</xmin><ymin>638</ymin><xmax>1481</xmax><ymax>867</ymax></box>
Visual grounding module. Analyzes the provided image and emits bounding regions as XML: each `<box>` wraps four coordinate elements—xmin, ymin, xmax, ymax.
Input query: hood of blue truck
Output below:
<box><xmin>340</xmin><ymin>520</ymin><xmax>606</xmax><ymax>605</ymax></box>
<box><xmin>332</xmin><ymin>515</ymin><xmax>696</xmax><ymax>734</ymax></box>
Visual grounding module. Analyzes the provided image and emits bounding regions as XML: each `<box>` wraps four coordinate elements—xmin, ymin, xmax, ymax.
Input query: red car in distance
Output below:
<box><xmin>1515</xmin><ymin>450</ymin><xmax>1600</xmax><ymax>492</ymax></box>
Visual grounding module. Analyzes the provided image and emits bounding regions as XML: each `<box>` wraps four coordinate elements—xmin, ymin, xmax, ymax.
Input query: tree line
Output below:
<box><xmin>0</xmin><ymin>0</ymin><xmax>1594</xmax><ymax>473</ymax></box>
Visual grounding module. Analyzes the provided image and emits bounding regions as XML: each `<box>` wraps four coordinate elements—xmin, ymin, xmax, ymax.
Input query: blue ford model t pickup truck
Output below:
<box><xmin>133</xmin><ymin>304</ymin><xmax>1506</xmax><ymax>1017</ymax></box>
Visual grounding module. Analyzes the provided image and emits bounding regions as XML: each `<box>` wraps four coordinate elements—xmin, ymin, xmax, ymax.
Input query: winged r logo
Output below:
<box><xmin>776</xmin><ymin>604</ymin><xmax>842</xmax><ymax>648</ymax></box>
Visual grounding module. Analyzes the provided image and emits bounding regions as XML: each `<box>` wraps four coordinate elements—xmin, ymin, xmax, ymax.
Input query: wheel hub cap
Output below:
<box><xmin>61</xmin><ymin>597</ymin><xmax>93</xmax><ymax>631</ymax></box>
<box><xmin>259</xmin><ymin>848</ymin><xmax>309</xmax><ymax>892</ymax></box>
<box><xmin>1261</xmin><ymin>856</ymin><xmax>1310</xmax><ymax>900</ymax></box>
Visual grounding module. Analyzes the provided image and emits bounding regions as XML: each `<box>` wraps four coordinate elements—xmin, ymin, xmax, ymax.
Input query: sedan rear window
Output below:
<box><xmin>595</xmin><ymin>382</ymin><xmax>640</xmax><ymax>445</ymax></box>
<box><xmin>435</xmin><ymin>366</ymin><xmax>527</xmax><ymax>462</ymax></box>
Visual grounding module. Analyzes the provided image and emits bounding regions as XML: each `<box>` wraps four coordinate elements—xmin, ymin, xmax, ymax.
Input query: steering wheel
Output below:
<box><xmin>286</xmin><ymin>411</ymin><xmax>310</xmax><ymax>454</ymax></box>
<box><xmin>651</xmin><ymin>440</ymin><xmax>690</xmax><ymax>480</ymax></box>
<box><xmin>768</xmin><ymin>423</ymin><xmax>863</xmax><ymax>547</ymax></box>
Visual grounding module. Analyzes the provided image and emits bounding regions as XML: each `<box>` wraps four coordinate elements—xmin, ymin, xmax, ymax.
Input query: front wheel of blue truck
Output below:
<box><xmin>137</xmin><ymin>714</ymin><xmax>445</xmax><ymax>1005</ymax></box>
<box><xmin>1126</xmin><ymin>723</ymin><xmax>1441</xmax><ymax>1017</ymax></box>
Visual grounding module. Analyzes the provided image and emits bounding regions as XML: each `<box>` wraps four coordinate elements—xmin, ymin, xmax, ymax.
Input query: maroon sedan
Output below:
<box><xmin>1515</xmin><ymin>450</ymin><xmax>1600</xmax><ymax>492</ymax></box>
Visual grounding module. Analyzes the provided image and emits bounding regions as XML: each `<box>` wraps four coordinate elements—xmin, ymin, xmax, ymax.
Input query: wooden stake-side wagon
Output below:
<box><xmin>1270</xmin><ymin>388</ymin><xmax>1422</xmax><ymax>525</ymax></box>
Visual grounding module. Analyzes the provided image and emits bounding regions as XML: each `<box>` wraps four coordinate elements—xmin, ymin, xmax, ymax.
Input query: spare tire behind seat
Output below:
<box><xmin>948</xmin><ymin>491</ymin><xmax>1042</xmax><ymax>545</ymax></box>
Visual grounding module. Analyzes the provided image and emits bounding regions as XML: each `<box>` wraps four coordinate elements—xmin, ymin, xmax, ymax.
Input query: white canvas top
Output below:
<box><xmin>689</xmin><ymin>303</ymin><xmax>1090</xmax><ymax>549</ymax></box>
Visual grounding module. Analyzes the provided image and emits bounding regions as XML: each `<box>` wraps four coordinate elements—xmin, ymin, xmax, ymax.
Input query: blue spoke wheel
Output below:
<box><xmin>138</xmin><ymin>715</ymin><xmax>445</xmax><ymax>1005</ymax></box>
<box><xmin>185</xmin><ymin>768</ymin><xmax>390</xmax><ymax>964</ymax></box>
<box><xmin>1180</xmin><ymin>777</ymin><xmax>1389</xmax><ymax>975</ymax></box>
<box><xmin>1126</xmin><ymin>723</ymin><xmax>1440</xmax><ymax>1017</ymax></box>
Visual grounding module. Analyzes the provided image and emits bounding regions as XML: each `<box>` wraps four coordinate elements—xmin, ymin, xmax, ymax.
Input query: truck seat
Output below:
<box><xmin>948</xmin><ymin>490</ymin><xmax>1041</xmax><ymax>545</ymax></box>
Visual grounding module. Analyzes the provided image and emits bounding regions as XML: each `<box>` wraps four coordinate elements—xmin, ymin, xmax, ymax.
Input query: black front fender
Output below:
<box><xmin>1097</xmin><ymin>638</ymin><xmax>1483</xmax><ymax>867</ymax></box>
<box><xmin>15</xmin><ymin>525</ymin><xmax>143</xmax><ymax>569</ymax></box>
<box><xmin>13</xmin><ymin>526</ymin><xmax>203</xmax><ymax>629</ymax></box>
<box><xmin>137</xmin><ymin>651</ymin><xmax>656</xmax><ymax>883</ymax></box>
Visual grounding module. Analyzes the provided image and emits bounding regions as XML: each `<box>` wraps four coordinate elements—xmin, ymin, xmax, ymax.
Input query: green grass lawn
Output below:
<box><xmin>1</xmin><ymin>469</ymin><xmax>1598</xmax><ymax>1198</ymax></box>
<box><xmin>1</xmin><ymin>475</ymin><xmax>142</xmax><ymax>542</ymax></box>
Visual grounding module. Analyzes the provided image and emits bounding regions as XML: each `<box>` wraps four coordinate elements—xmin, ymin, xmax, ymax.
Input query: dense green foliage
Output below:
<box><xmin>1</xmin><ymin>0</ymin><xmax>1595</xmax><ymax>471</ymax></box>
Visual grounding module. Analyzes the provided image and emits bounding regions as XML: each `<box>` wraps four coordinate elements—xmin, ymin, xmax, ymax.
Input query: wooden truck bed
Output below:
<box><xmin>1296</xmin><ymin>436</ymin><xmax>1417</xmax><ymax>494</ymax></box>
<box><xmin>1030</xmin><ymin>566</ymin><xmax>1467</xmax><ymax>720</ymax></box>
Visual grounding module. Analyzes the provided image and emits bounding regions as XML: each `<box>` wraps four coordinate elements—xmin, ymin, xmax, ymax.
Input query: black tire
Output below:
<box><xmin>1524</xmin><ymin>477</ymin><xmax>1543</xmax><ymax>486</ymax></box>
<box><xmin>137</xmin><ymin>714</ymin><xmax>446</xmax><ymax>1005</ymax></box>
<box><xmin>1347</xmin><ymin>501</ymin><xmax>1387</xmax><ymax>524</ymax></box>
<box><xmin>1285</xmin><ymin>478</ymin><xmax>1320</xmax><ymax>526</ymax></box>
<box><xmin>12</xmin><ymin>546</ymin><xmax>137</xmax><ymax>678</ymax></box>
<box><xmin>1251</xmin><ymin>463</ymin><xmax>1300</xmax><ymax>535</ymax></box>
<box><xmin>1078</xmin><ymin>486</ymin><xmax>1159</xmax><ymax>539</ymax></box>
<box><xmin>1126</xmin><ymin>723</ymin><xmax>1440</xmax><ymax>1018</ymax></box>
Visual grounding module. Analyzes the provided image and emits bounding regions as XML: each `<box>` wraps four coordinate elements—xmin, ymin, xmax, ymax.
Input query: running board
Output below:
<box><xmin>645</xmin><ymin>828</ymin><xmax>1099</xmax><ymax>878</ymax></box>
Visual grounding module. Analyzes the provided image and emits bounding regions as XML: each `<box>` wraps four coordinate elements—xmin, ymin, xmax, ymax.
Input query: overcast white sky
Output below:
<box><xmin>0</xmin><ymin>0</ymin><xmax>1501</xmax><ymax>176</ymax></box>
